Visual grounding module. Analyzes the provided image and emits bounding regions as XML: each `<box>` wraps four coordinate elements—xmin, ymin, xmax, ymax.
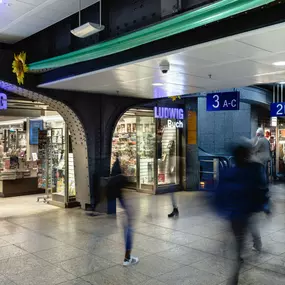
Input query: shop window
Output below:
<box><xmin>111</xmin><ymin>108</ymin><xmax>181</xmax><ymax>194</ymax></box>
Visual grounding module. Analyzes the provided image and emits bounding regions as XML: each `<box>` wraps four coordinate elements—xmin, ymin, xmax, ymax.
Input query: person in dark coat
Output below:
<box><xmin>212</xmin><ymin>139</ymin><xmax>267</xmax><ymax>285</ymax></box>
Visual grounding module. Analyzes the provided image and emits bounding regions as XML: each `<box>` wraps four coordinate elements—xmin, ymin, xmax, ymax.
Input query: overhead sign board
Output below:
<box><xmin>270</xmin><ymin>102</ymin><xmax>285</xmax><ymax>117</ymax></box>
<box><xmin>207</xmin><ymin>91</ymin><xmax>240</xmax><ymax>111</ymax></box>
<box><xmin>0</xmin><ymin>93</ymin><xmax>8</xmax><ymax>110</ymax></box>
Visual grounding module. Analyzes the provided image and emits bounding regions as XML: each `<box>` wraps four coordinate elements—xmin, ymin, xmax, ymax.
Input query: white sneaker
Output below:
<box><xmin>123</xmin><ymin>256</ymin><xmax>139</xmax><ymax>266</ymax></box>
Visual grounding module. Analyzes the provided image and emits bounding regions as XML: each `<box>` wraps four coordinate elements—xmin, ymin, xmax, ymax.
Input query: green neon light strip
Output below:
<box><xmin>28</xmin><ymin>0</ymin><xmax>274</xmax><ymax>71</ymax></box>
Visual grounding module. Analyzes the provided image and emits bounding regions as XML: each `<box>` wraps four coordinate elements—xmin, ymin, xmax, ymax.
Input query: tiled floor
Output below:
<box><xmin>0</xmin><ymin>186</ymin><xmax>284</xmax><ymax>284</ymax></box>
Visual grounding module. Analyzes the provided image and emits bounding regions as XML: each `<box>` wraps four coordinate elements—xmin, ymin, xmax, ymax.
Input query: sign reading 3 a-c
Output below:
<box><xmin>206</xmin><ymin>91</ymin><xmax>240</xmax><ymax>111</ymax></box>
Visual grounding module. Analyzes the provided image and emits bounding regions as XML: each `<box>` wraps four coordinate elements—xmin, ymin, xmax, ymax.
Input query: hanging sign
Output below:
<box><xmin>29</xmin><ymin>120</ymin><xmax>43</xmax><ymax>145</ymax></box>
<box><xmin>207</xmin><ymin>91</ymin><xmax>240</xmax><ymax>111</ymax></box>
<box><xmin>270</xmin><ymin>102</ymin><xmax>285</xmax><ymax>117</ymax></box>
<box><xmin>154</xmin><ymin>107</ymin><xmax>184</xmax><ymax>128</ymax></box>
<box><xmin>0</xmin><ymin>93</ymin><xmax>8</xmax><ymax>110</ymax></box>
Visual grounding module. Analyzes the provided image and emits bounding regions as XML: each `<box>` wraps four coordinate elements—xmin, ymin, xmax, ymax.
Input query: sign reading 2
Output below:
<box><xmin>206</xmin><ymin>91</ymin><xmax>240</xmax><ymax>112</ymax></box>
<box><xmin>271</xmin><ymin>102</ymin><xmax>285</xmax><ymax>117</ymax></box>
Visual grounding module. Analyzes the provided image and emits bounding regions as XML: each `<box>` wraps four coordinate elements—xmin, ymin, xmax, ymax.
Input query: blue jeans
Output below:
<box><xmin>119</xmin><ymin>197</ymin><xmax>133</xmax><ymax>252</ymax></box>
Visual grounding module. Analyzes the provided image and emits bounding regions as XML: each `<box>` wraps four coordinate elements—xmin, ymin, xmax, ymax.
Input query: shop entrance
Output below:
<box><xmin>111</xmin><ymin>108</ymin><xmax>183</xmax><ymax>194</ymax></box>
<box><xmin>0</xmin><ymin>94</ymin><xmax>76</xmax><ymax>208</ymax></box>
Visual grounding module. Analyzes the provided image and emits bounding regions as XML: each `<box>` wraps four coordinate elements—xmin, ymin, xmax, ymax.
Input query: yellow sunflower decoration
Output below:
<box><xmin>12</xmin><ymin>52</ymin><xmax>28</xmax><ymax>85</ymax></box>
<box><xmin>169</xmin><ymin>95</ymin><xmax>181</xmax><ymax>101</ymax></box>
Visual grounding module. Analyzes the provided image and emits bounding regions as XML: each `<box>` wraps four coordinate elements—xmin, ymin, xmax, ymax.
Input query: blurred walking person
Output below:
<box><xmin>108</xmin><ymin>153</ymin><xmax>139</xmax><ymax>266</ymax></box>
<box><xmin>212</xmin><ymin>139</ymin><xmax>267</xmax><ymax>285</ymax></box>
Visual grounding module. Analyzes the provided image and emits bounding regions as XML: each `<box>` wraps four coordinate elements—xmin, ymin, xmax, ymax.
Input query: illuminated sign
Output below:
<box><xmin>154</xmin><ymin>107</ymin><xmax>184</xmax><ymax>128</ymax></box>
<box><xmin>0</xmin><ymin>93</ymin><xmax>8</xmax><ymax>110</ymax></box>
<box><xmin>167</xmin><ymin>120</ymin><xmax>183</xmax><ymax>128</ymax></box>
<box><xmin>154</xmin><ymin>107</ymin><xmax>184</xmax><ymax>119</ymax></box>
<box><xmin>207</xmin><ymin>91</ymin><xmax>240</xmax><ymax>111</ymax></box>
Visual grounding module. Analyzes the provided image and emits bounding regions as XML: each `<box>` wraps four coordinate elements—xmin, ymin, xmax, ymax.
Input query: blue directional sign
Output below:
<box><xmin>207</xmin><ymin>91</ymin><xmax>240</xmax><ymax>112</ymax></box>
<box><xmin>270</xmin><ymin>102</ymin><xmax>285</xmax><ymax>117</ymax></box>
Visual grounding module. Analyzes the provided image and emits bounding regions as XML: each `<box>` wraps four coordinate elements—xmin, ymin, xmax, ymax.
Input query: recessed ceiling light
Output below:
<box><xmin>152</xmin><ymin>83</ymin><xmax>164</xmax><ymax>86</ymax></box>
<box><xmin>273</xmin><ymin>61</ymin><xmax>285</xmax><ymax>66</ymax></box>
<box><xmin>0</xmin><ymin>1</ymin><xmax>12</xmax><ymax>6</ymax></box>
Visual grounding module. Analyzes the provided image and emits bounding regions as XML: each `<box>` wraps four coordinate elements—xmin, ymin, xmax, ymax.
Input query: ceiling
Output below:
<box><xmin>0</xmin><ymin>0</ymin><xmax>99</xmax><ymax>44</ymax></box>
<box><xmin>39</xmin><ymin>22</ymin><xmax>285</xmax><ymax>99</ymax></box>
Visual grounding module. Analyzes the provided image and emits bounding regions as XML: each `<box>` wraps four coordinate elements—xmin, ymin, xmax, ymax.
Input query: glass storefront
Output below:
<box><xmin>0</xmin><ymin>114</ymin><xmax>76</xmax><ymax>206</ymax></box>
<box><xmin>111</xmin><ymin>108</ymin><xmax>182</xmax><ymax>194</ymax></box>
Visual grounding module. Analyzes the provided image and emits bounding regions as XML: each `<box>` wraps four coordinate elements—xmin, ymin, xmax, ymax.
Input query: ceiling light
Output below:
<box><xmin>0</xmin><ymin>1</ymin><xmax>11</xmax><ymax>6</ymax></box>
<box><xmin>152</xmin><ymin>83</ymin><xmax>164</xmax><ymax>86</ymax></box>
<box><xmin>71</xmin><ymin>0</ymin><xmax>104</xmax><ymax>38</ymax></box>
<box><xmin>279</xmin><ymin>82</ymin><xmax>285</xmax><ymax>85</ymax></box>
<box><xmin>71</xmin><ymin>23</ymin><xmax>105</xmax><ymax>38</ymax></box>
<box><xmin>273</xmin><ymin>61</ymin><xmax>285</xmax><ymax>66</ymax></box>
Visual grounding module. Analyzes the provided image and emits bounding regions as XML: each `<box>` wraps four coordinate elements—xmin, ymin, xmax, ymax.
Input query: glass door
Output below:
<box><xmin>136</xmin><ymin>116</ymin><xmax>155</xmax><ymax>193</ymax></box>
<box><xmin>156</xmin><ymin>118</ymin><xmax>180</xmax><ymax>187</ymax></box>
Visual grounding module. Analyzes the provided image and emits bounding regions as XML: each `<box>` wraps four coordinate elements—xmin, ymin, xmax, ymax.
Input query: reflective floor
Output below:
<box><xmin>0</xmin><ymin>186</ymin><xmax>284</xmax><ymax>285</ymax></box>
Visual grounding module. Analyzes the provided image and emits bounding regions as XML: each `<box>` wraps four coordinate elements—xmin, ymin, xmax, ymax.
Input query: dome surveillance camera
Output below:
<box><xmin>159</xmin><ymin>60</ymin><xmax>170</xmax><ymax>74</ymax></box>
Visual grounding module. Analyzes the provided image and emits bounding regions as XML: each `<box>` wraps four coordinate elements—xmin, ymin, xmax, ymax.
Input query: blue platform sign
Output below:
<box><xmin>207</xmin><ymin>91</ymin><xmax>240</xmax><ymax>111</ymax></box>
<box><xmin>270</xmin><ymin>102</ymin><xmax>285</xmax><ymax>117</ymax></box>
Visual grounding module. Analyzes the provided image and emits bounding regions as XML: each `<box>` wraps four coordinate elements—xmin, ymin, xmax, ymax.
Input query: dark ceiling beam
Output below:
<box><xmin>40</xmin><ymin>1</ymin><xmax>285</xmax><ymax>86</ymax></box>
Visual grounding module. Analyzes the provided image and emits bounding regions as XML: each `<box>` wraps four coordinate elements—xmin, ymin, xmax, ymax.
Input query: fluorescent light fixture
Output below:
<box><xmin>273</xmin><ymin>61</ymin><xmax>285</xmax><ymax>66</ymax></box>
<box><xmin>71</xmin><ymin>23</ymin><xmax>105</xmax><ymax>38</ymax></box>
<box><xmin>152</xmin><ymin>83</ymin><xmax>164</xmax><ymax>86</ymax></box>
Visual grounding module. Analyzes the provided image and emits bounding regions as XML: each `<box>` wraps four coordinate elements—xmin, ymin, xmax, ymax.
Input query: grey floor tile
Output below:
<box><xmin>263</xmin><ymin>240</ymin><xmax>285</xmax><ymax>255</ymax></box>
<box><xmin>15</xmin><ymin>236</ymin><xmax>64</xmax><ymax>253</ymax></box>
<box><xmin>82</xmin><ymin>271</ymin><xmax>117</xmax><ymax>285</ymax></box>
<box><xmin>1</xmin><ymin>232</ymin><xmax>40</xmax><ymax>245</ymax></box>
<box><xmin>268</xmin><ymin>231</ymin><xmax>285</xmax><ymax>243</ymax></box>
<box><xmin>186</xmin><ymin>237</ymin><xmax>226</xmax><ymax>256</ymax></box>
<box><xmin>157</xmin><ymin>245</ymin><xmax>213</xmax><ymax>265</ymax></box>
<box><xmin>56</xmin><ymin>279</ymin><xmax>92</xmax><ymax>285</ymax></box>
<box><xmin>59</xmin><ymin>254</ymin><xmax>115</xmax><ymax>277</ymax></box>
<box><xmin>134</xmin><ymin>255</ymin><xmax>181</xmax><ymax>278</ymax></box>
<box><xmin>9</xmin><ymin>266</ymin><xmax>75</xmax><ymax>285</ymax></box>
<box><xmin>158</xmin><ymin>231</ymin><xmax>200</xmax><ymax>245</ymax></box>
<box><xmin>0</xmin><ymin>245</ymin><xmax>27</xmax><ymax>261</ymax></box>
<box><xmin>34</xmin><ymin>246</ymin><xmax>87</xmax><ymax>264</ymax></box>
<box><xmin>143</xmin><ymin>279</ymin><xmax>168</xmax><ymax>285</ymax></box>
<box><xmin>83</xmin><ymin>265</ymin><xmax>149</xmax><ymax>285</ymax></box>
<box><xmin>183</xmin><ymin>224</ymin><xmax>228</xmax><ymax>238</ymax></box>
<box><xmin>241</xmin><ymin>250</ymin><xmax>275</xmax><ymax>266</ymax></box>
<box><xmin>0</xmin><ymin>238</ymin><xmax>12</xmax><ymax>247</ymax></box>
<box><xmin>191</xmin><ymin>255</ymin><xmax>252</xmax><ymax>278</ymax></box>
<box><xmin>0</xmin><ymin>254</ymin><xmax>49</xmax><ymax>277</ymax></box>
<box><xmin>134</xmin><ymin>236</ymin><xmax>176</xmax><ymax>254</ymax></box>
<box><xmin>157</xmin><ymin>265</ymin><xmax>225</xmax><ymax>285</ymax></box>
<box><xmin>0</xmin><ymin>274</ymin><xmax>16</xmax><ymax>285</ymax></box>
<box><xmin>136</xmin><ymin>225</ymin><xmax>175</xmax><ymax>237</ymax></box>
<box><xmin>92</xmin><ymin>241</ymin><xmax>149</xmax><ymax>264</ymax></box>
<box><xmin>257</xmin><ymin>254</ymin><xmax>285</xmax><ymax>275</ymax></box>
<box><xmin>73</xmin><ymin>237</ymin><xmax>117</xmax><ymax>251</ymax></box>
<box><xmin>238</xmin><ymin>267</ymin><xmax>285</xmax><ymax>285</ymax></box>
